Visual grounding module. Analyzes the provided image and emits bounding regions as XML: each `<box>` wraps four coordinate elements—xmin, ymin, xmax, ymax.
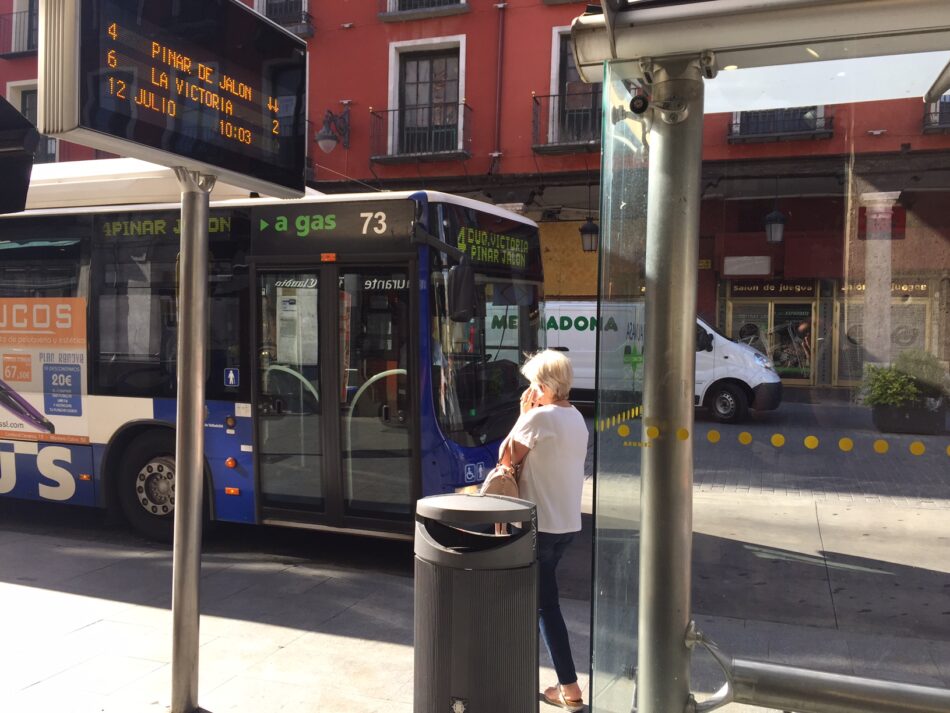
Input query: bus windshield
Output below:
<box><xmin>429</xmin><ymin>199</ymin><xmax>544</xmax><ymax>448</ymax></box>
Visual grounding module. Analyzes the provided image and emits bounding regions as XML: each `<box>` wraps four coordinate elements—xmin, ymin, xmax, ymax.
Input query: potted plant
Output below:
<box><xmin>862</xmin><ymin>349</ymin><xmax>949</xmax><ymax>435</ymax></box>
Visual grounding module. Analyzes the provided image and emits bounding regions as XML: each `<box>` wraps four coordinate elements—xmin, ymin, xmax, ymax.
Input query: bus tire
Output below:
<box><xmin>117</xmin><ymin>430</ymin><xmax>177</xmax><ymax>542</ymax></box>
<box><xmin>709</xmin><ymin>383</ymin><xmax>748</xmax><ymax>424</ymax></box>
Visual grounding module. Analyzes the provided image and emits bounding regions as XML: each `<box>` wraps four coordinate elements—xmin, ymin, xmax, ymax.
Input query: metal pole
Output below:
<box><xmin>170</xmin><ymin>168</ymin><xmax>215</xmax><ymax>713</ymax></box>
<box><xmin>730</xmin><ymin>658</ymin><xmax>950</xmax><ymax>713</ymax></box>
<box><xmin>637</xmin><ymin>58</ymin><xmax>706</xmax><ymax>713</ymax></box>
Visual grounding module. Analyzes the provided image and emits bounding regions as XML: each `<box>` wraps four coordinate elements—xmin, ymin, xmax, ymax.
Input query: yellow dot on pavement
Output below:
<box><xmin>646</xmin><ymin>426</ymin><xmax>660</xmax><ymax>439</ymax></box>
<box><xmin>738</xmin><ymin>432</ymin><xmax>752</xmax><ymax>445</ymax></box>
<box><xmin>838</xmin><ymin>437</ymin><xmax>854</xmax><ymax>452</ymax></box>
<box><xmin>618</xmin><ymin>424</ymin><xmax>630</xmax><ymax>438</ymax></box>
<box><xmin>873</xmin><ymin>439</ymin><xmax>889</xmax><ymax>455</ymax></box>
<box><xmin>910</xmin><ymin>441</ymin><xmax>926</xmax><ymax>456</ymax></box>
<box><xmin>770</xmin><ymin>434</ymin><xmax>785</xmax><ymax>448</ymax></box>
<box><xmin>707</xmin><ymin>430</ymin><xmax>721</xmax><ymax>443</ymax></box>
<box><xmin>677</xmin><ymin>428</ymin><xmax>690</xmax><ymax>441</ymax></box>
<box><xmin>803</xmin><ymin>436</ymin><xmax>819</xmax><ymax>450</ymax></box>
<box><xmin>946</xmin><ymin>445</ymin><xmax>950</xmax><ymax>457</ymax></box>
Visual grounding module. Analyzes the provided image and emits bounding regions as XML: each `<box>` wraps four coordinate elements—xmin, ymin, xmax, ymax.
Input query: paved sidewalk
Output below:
<box><xmin>2</xmin><ymin>493</ymin><xmax>949</xmax><ymax>713</ymax></box>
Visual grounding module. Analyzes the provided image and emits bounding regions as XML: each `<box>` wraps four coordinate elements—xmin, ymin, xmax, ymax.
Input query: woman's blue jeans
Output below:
<box><xmin>537</xmin><ymin>531</ymin><xmax>577</xmax><ymax>685</ymax></box>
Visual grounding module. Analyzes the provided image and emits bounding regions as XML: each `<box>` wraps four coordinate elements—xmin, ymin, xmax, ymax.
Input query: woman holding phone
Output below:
<box><xmin>499</xmin><ymin>349</ymin><xmax>588</xmax><ymax>712</ymax></box>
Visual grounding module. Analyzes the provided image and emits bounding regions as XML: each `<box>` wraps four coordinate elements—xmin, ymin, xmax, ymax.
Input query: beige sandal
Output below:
<box><xmin>543</xmin><ymin>684</ymin><xmax>584</xmax><ymax>712</ymax></box>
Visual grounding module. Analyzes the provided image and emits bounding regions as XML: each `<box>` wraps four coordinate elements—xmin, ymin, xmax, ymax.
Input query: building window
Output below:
<box><xmin>532</xmin><ymin>33</ymin><xmax>601</xmax><ymax>153</ymax></box>
<box><xmin>728</xmin><ymin>106</ymin><xmax>834</xmax><ymax>142</ymax></box>
<box><xmin>394</xmin><ymin>0</ymin><xmax>462</xmax><ymax>9</ymax></box>
<box><xmin>399</xmin><ymin>50</ymin><xmax>459</xmax><ymax>154</ymax></box>
<box><xmin>18</xmin><ymin>89</ymin><xmax>57</xmax><ymax>163</ymax></box>
<box><xmin>557</xmin><ymin>35</ymin><xmax>599</xmax><ymax>142</ymax></box>
<box><xmin>923</xmin><ymin>93</ymin><xmax>950</xmax><ymax>132</ymax></box>
<box><xmin>0</xmin><ymin>0</ymin><xmax>38</xmax><ymax>55</ymax></box>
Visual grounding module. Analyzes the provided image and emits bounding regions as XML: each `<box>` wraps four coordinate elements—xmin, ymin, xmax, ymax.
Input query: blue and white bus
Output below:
<box><xmin>0</xmin><ymin>160</ymin><xmax>543</xmax><ymax>539</ymax></box>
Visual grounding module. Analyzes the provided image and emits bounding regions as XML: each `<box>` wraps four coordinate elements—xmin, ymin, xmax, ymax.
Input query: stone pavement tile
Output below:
<box><xmin>929</xmin><ymin>640</ymin><xmax>950</xmax><ymax>686</ymax></box>
<box><xmin>0</xmin><ymin>639</ymin><xmax>98</xmax><ymax>692</ymax></box>
<box><xmin>195</xmin><ymin>633</ymin><xmax>289</xmax><ymax>692</ymax></box>
<box><xmin>248</xmin><ymin>630</ymin><xmax>414</xmax><ymax>703</ymax></box>
<box><xmin>0</xmin><ymin>685</ymin><xmax>111</xmax><ymax>713</ymax></box>
<box><xmin>197</xmin><ymin>558</ymin><xmax>326</xmax><ymax>601</ymax></box>
<box><xmin>814</xmin><ymin>502</ymin><xmax>950</xmax><ymax>572</ymax></box>
<box><xmin>815</xmin><ymin>502</ymin><xmax>950</xmax><ymax>639</ymax></box>
<box><xmin>747</xmin><ymin>619</ymin><xmax>854</xmax><ymax>673</ymax></box>
<box><xmin>316</xmin><ymin>579</ymin><xmax>414</xmax><ymax>646</ymax></box>
<box><xmin>201</xmin><ymin>674</ymin><xmax>413</xmax><ymax>713</ymax></box>
<box><xmin>843</xmin><ymin>631</ymin><xmax>946</xmax><ymax>686</ymax></box>
<box><xmin>0</xmin><ymin>533</ymin><xmax>155</xmax><ymax>589</ymax></box>
<box><xmin>59</xmin><ymin>617</ymin><xmax>174</xmax><ymax>663</ymax></box>
<box><xmin>34</xmin><ymin>652</ymin><xmax>166</xmax><ymax>696</ymax></box>
<box><xmin>199</xmin><ymin>615</ymin><xmax>308</xmax><ymax>650</ymax></box>
<box><xmin>107</xmin><ymin>664</ymin><xmax>172</xmax><ymax>711</ymax></box>
<box><xmin>64</xmin><ymin>550</ymin><xmax>174</xmax><ymax>606</ymax></box>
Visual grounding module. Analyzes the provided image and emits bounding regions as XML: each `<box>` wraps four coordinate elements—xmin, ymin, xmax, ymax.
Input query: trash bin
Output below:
<box><xmin>414</xmin><ymin>493</ymin><xmax>538</xmax><ymax>713</ymax></box>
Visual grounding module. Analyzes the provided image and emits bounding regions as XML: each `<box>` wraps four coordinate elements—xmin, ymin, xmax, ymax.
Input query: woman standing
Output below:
<box><xmin>499</xmin><ymin>349</ymin><xmax>588</xmax><ymax>712</ymax></box>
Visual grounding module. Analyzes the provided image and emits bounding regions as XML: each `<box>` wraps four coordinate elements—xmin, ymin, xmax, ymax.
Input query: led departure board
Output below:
<box><xmin>39</xmin><ymin>0</ymin><xmax>306</xmax><ymax>197</ymax></box>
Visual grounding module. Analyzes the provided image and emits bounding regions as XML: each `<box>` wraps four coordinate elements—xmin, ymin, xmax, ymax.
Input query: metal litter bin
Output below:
<box><xmin>414</xmin><ymin>493</ymin><xmax>537</xmax><ymax>713</ymax></box>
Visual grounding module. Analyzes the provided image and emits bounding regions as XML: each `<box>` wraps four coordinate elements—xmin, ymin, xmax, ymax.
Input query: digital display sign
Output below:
<box><xmin>39</xmin><ymin>0</ymin><xmax>306</xmax><ymax>197</ymax></box>
<box><xmin>250</xmin><ymin>201</ymin><xmax>417</xmax><ymax>255</ymax></box>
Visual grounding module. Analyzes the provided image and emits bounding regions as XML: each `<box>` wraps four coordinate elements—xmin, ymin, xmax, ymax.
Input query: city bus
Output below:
<box><xmin>0</xmin><ymin>160</ymin><xmax>543</xmax><ymax>540</ymax></box>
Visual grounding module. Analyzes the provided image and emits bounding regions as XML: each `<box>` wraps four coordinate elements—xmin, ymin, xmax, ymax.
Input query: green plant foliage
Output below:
<box><xmin>893</xmin><ymin>349</ymin><xmax>950</xmax><ymax>398</ymax></box>
<box><xmin>862</xmin><ymin>364</ymin><xmax>920</xmax><ymax>407</ymax></box>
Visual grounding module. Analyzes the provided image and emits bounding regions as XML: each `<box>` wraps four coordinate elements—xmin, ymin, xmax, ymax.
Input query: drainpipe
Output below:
<box><xmin>490</xmin><ymin>3</ymin><xmax>507</xmax><ymax>175</ymax></box>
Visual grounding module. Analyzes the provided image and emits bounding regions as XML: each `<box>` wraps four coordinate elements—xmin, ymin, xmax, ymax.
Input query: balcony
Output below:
<box><xmin>34</xmin><ymin>136</ymin><xmax>57</xmax><ymax>164</ymax></box>
<box><xmin>262</xmin><ymin>0</ymin><xmax>313</xmax><ymax>39</ymax></box>
<box><xmin>378</xmin><ymin>0</ymin><xmax>468</xmax><ymax>22</ymax></box>
<box><xmin>0</xmin><ymin>11</ymin><xmax>38</xmax><ymax>57</ymax></box>
<box><xmin>370</xmin><ymin>103</ymin><xmax>471</xmax><ymax>164</ymax></box>
<box><xmin>922</xmin><ymin>106</ymin><xmax>950</xmax><ymax>134</ymax></box>
<box><xmin>728</xmin><ymin>107</ymin><xmax>834</xmax><ymax>143</ymax></box>
<box><xmin>532</xmin><ymin>90</ymin><xmax>602</xmax><ymax>155</ymax></box>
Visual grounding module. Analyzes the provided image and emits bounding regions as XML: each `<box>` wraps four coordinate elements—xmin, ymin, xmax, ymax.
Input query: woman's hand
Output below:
<box><xmin>520</xmin><ymin>385</ymin><xmax>542</xmax><ymax>414</ymax></box>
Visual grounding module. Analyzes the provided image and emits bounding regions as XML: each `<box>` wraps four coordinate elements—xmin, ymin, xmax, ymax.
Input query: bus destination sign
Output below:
<box><xmin>39</xmin><ymin>0</ymin><xmax>306</xmax><ymax>197</ymax></box>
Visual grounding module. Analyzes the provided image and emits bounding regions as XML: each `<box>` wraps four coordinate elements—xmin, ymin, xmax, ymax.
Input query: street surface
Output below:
<box><xmin>0</xmin><ymin>400</ymin><xmax>947</xmax><ymax>712</ymax></box>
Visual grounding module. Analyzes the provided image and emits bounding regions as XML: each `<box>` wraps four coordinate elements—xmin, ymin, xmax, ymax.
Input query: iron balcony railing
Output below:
<box><xmin>378</xmin><ymin>0</ymin><xmax>464</xmax><ymax>12</ymax></box>
<box><xmin>532</xmin><ymin>90</ymin><xmax>602</xmax><ymax>154</ymax></box>
<box><xmin>370</xmin><ymin>103</ymin><xmax>471</xmax><ymax>163</ymax></box>
<box><xmin>728</xmin><ymin>107</ymin><xmax>834</xmax><ymax>142</ymax></box>
<box><xmin>922</xmin><ymin>106</ymin><xmax>950</xmax><ymax>133</ymax></box>
<box><xmin>0</xmin><ymin>10</ymin><xmax>38</xmax><ymax>56</ymax></box>
<box><xmin>262</xmin><ymin>0</ymin><xmax>313</xmax><ymax>38</ymax></box>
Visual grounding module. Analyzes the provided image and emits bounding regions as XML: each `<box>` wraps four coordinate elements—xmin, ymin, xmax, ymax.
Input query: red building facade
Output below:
<box><xmin>2</xmin><ymin>0</ymin><xmax>948</xmax><ymax>389</ymax></box>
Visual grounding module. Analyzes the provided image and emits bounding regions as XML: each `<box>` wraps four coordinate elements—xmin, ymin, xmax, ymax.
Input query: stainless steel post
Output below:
<box><xmin>637</xmin><ymin>58</ymin><xmax>706</xmax><ymax>713</ymax></box>
<box><xmin>170</xmin><ymin>168</ymin><xmax>215</xmax><ymax>713</ymax></box>
<box><xmin>730</xmin><ymin>658</ymin><xmax>950</xmax><ymax>713</ymax></box>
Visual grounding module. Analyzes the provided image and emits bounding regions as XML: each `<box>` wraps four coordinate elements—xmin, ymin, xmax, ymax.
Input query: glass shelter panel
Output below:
<box><xmin>594</xmin><ymin>47</ymin><xmax>950</xmax><ymax>713</ymax></box>
<box><xmin>590</xmin><ymin>61</ymin><xmax>649</xmax><ymax>713</ymax></box>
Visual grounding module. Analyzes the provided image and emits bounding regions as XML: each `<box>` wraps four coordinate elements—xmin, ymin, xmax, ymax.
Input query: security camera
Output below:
<box><xmin>629</xmin><ymin>95</ymin><xmax>649</xmax><ymax>115</ymax></box>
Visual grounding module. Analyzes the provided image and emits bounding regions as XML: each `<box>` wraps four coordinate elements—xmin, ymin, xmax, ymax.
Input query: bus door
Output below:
<box><xmin>254</xmin><ymin>264</ymin><xmax>415</xmax><ymax>533</ymax></box>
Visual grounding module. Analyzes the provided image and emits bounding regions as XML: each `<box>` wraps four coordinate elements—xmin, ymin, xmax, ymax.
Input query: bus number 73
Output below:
<box><xmin>360</xmin><ymin>211</ymin><xmax>387</xmax><ymax>235</ymax></box>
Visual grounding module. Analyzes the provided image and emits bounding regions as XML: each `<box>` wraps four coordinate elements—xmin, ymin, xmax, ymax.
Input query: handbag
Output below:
<box><xmin>479</xmin><ymin>463</ymin><xmax>520</xmax><ymax>498</ymax></box>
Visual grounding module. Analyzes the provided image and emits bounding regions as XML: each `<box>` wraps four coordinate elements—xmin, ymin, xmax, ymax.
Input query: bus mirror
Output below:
<box><xmin>447</xmin><ymin>256</ymin><xmax>475</xmax><ymax>322</ymax></box>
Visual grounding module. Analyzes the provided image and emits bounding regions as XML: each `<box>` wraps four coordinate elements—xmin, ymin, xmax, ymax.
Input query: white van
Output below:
<box><xmin>544</xmin><ymin>301</ymin><xmax>782</xmax><ymax>423</ymax></box>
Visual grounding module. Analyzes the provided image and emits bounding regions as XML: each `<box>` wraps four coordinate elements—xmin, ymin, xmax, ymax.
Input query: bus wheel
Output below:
<box><xmin>118</xmin><ymin>431</ymin><xmax>176</xmax><ymax>542</ymax></box>
<box><xmin>709</xmin><ymin>383</ymin><xmax>748</xmax><ymax>424</ymax></box>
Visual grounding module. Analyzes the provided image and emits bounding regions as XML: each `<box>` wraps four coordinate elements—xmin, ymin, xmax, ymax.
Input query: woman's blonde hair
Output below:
<box><xmin>521</xmin><ymin>349</ymin><xmax>573</xmax><ymax>401</ymax></box>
